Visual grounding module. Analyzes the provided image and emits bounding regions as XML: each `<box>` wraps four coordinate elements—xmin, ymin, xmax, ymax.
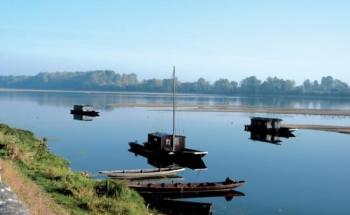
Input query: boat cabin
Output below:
<box><xmin>146</xmin><ymin>132</ymin><xmax>185</xmax><ymax>152</ymax></box>
<box><xmin>249</xmin><ymin>117</ymin><xmax>282</xmax><ymax>130</ymax></box>
<box><xmin>73</xmin><ymin>105</ymin><xmax>94</xmax><ymax>112</ymax></box>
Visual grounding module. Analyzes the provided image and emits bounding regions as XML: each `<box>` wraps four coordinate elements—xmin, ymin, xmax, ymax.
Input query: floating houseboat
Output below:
<box><xmin>99</xmin><ymin>166</ymin><xmax>185</xmax><ymax>179</ymax></box>
<box><xmin>70</xmin><ymin>105</ymin><xmax>99</xmax><ymax>116</ymax></box>
<box><xmin>245</xmin><ymin>117</ymin><xmax>294</xmax><ymax>135</ymax></box>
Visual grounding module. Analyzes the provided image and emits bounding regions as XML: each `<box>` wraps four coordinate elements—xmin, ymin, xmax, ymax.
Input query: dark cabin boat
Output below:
<box><xmin>245</xmin><ymin>117</ymin><xmax>294</xmax><ymax>136</ymax></box>
<box><xmin>129</xmin><ymin>132</ymin><xmax>207</xmax><ymax>158</ymax></box>
<box><xmin>70</xmin><ymin>105</ymin><xmax>99</xmax><ymax>116</ymax></box>
<box><xmin>129</xmin><ymin>67</ymin><xmax>207</xmax><ymax>158</ymax></box>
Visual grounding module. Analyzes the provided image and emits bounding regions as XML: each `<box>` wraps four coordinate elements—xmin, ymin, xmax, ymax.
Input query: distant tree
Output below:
<box><xmin>321</xmin><ymin>76</ymin><xmax>334</xmax><ymax>93</ymax></box>
<box><xmin>1</xmin><ymin>71</ymin><xmax>350</xmax><ymax>97</ymax></box>
<box><xmin>213</xmin><ymin>78</ymin><xmax>231</xmax><ymax>94</ymax></box>
<box><xmin>240</xmin><ymin>76</ymin><xmax>261</xmax><ymax>94</ymax></box>
<box><xmin>196</xmin><ymin>78</ymin><xmax>210</xmax><ymax>92</ymax></box>
<box><xmin>303</xmin><ymin>79</ymin><xmax>312</xmax><ymax>92</ymax></box>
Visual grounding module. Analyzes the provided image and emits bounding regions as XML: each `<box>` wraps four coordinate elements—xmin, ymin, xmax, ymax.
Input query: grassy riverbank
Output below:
<box><xmin>0</xmin><ymin>123</ymin><xmax>149</xmax><ymax>215</ymax></box>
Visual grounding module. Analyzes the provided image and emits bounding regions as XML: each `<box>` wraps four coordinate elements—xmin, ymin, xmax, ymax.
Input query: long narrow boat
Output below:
<box><xmin>99</xmin><ymin>166</ymin><xmax>185</xmax><ymax>179</ymax></box>
<box><xmin>128</xmin><ymin>177</ymin><xmax>245</xmax><ymax>194</ymax></box>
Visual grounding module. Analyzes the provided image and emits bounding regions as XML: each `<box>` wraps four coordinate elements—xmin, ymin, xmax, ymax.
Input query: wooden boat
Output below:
<box><xmin>129</xmin><ymin>67</ymin><xmax>207</xmax><ymax>158</ymax></box>
<box><xmin>99</xmin><ymin>166</ymin><xmax>185</xmax><ymax>179</ymax></box>
<box><xmin>128</xmin><ymin>177</ymin><xmax>245</xmax><ymax>194</ymax></box>
<box><xmin>70</xmin><ymin>105</ymin><xmax>99</xmax><ymax>116</ymax></box>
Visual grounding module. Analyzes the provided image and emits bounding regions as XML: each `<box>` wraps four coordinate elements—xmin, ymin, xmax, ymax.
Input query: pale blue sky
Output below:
<box><xmin>0</xmin><ymin>0</ymin><xmax>349</xmax><ymax>83</ymax></box>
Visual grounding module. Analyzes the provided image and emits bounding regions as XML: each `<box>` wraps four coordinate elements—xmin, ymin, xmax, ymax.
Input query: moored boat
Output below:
<box><xmin>99</xmin><ymin>166</ymin><xmax>185</xmax><ymax>179</ymax></box>
<box><xmin>129</xmin><ymin>67</ymin><xmax>207</xmax><ymax>158</ymax></box>
<box><xmin>129</xmin><ymin>137</ymin><xmax>208</xmax><ymax>158</ymax></box>
<box><xmin>128</xmin><ymin>177</ymin><xmax>245</xmax><ymax>194</ymax></box>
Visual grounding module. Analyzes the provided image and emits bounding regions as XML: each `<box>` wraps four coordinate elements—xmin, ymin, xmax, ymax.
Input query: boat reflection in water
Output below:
<box><xmin>128</xmin><ymin>145</ymin><xmax>207</xmax><ymax>170</ymax></box>
<box><xmin>73</xmin><ymin>114</ymin><xmax>94</xmax><ymax>121</ymax></box>
<box><xmin>142</xmin><ymin>190</ymin><xmax>245</xmax><ymax>215</ymax></box>
<box><xmin>246</xmin><ymin>129</ymin><xmax>295</xmax><ymax>145</ymax></box>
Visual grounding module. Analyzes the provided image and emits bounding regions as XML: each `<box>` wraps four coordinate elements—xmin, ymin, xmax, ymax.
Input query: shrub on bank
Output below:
<box><xmin>0</xmin><ymin>124</ymin><xmax>148</xmax><ymax>215</ymax></box>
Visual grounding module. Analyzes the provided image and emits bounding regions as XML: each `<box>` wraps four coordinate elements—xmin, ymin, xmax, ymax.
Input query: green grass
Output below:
<box><xmin>0</xmin><ymin>123</ymin><xmax>149</xmax><ymax>215</ymax></box>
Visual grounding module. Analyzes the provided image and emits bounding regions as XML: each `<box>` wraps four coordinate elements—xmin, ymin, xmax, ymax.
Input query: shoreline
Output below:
<box><xmin>282</xmin><ymin>124</ymin><xmax>350</xmax><ymax>134</ymax></box>
<box><xmin>2</xmin><ymin>88</ymin><xmax>350</xmax><ymax>101</ymax></box>
<box><xmin>0</xmin><ymin>123</ymin><xmax>149</xmax><ymax>215</ymax></box>
<box><xmin>110</xmin><ymin>103</ymin><xmax>350</xmax><ymax>117</ymax></box>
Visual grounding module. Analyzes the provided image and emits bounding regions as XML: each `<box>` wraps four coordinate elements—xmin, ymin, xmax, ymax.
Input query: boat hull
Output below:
<box><xmin>99</xmin><ymin>167</ymin><xmax>185</xmax><ymax>179</ymax></box>
<box><xmin>128</xmin><ymin>180</ymin><xmax>245</xmax><ymax>194</ymax></box>
<box><xmin>129</xmin><ymin>142</ymin><xmax>207</xmax><ymax>158</ymax></box>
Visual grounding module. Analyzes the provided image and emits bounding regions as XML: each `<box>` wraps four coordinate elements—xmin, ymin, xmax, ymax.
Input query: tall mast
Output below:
<box><xmin>172</xmin><ymin>66</ymin><xmax>176</xmax><ymax>151</ymax></box>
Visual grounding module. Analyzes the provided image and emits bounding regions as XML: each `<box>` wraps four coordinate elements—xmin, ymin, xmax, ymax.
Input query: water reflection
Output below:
<box><xmin>2</xmin><ymin>90</ymin><xmax>350</xmax><ymax>111</ymax></box>
<box><xmin>246</xmin><ymin>130</ymin><xmax>295</xmax><ymax>145</ymax></box>
<box><xmin>73</xmin><ymin>114</ymin><xmax>94</xmax><ymax>121</ymax></box>
<box><xmin>128</xmin><ymin>147</ymin><xmax>207</xmax><ymax>170</ymax></box>
<box><xmin>145</xmin><ymin>198</ymin><xmax>212</xmax><ymax>215</ymax></box>
<box><xmin>142</xmin><ymin>190</ymin><xmax>245</xmax><ymax>215</ymax></box>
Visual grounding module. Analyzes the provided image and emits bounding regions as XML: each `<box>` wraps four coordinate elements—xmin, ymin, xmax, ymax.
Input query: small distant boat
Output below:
<box><xmin>128</xmin><ymin>177</ymin><xmax>245</xmax><ymax>194</ymax></box>
<box><xmin>99</xmin><ymin>166</ymin><xmax>185</xmax><ymax>179</ymax></box>
<box><xmin>70</xmin><ymin>105</ymin><xmax>99</xmax><ymax>116</ymax></box>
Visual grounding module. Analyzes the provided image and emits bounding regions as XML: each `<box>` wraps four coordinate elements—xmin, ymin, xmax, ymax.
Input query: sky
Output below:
<box><xmin>0</xmin><ymin>0</ymin><xmax>349</xmax><ymax>83</ymax></box>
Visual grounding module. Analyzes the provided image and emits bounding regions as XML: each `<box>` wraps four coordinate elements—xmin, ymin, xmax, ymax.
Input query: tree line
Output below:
<box><xmin>0</xmin><ymin>70</ymin><xmax>349</xmax><ymax>97</ymax></box>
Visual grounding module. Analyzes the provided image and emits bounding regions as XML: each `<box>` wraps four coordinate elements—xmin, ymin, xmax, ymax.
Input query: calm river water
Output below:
<box><xmin>1</xmin><ymin>90</ymin><xmax>350</xmax><ymax>215</ymax></box>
